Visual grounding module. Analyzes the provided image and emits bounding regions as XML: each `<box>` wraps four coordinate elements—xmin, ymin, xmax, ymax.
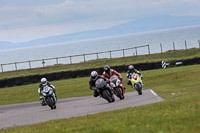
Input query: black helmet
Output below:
<box><xmin>91</xmin><ymin>71</ymin><xmax>98</xmax><ymax>81</ymax></box>
<box><xmin>128</xmin><ymin>65</ymin><xmax>134</xmax><ymax>70</ymax></box>
<box><xmin>104</xmin><ymin>65</ymin><xmax>111</xmax><ymax>74</ymax></box>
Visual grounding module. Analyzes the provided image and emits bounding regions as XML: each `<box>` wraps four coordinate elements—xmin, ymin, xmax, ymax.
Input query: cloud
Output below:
<box><xmin>0</xmin><ymin>0</ymin><xmax>66</xmax><ymax>7</ymax></box>
<box><xmin>182</xmin><ymin>0</ymin><xmax>200</xmax><ymax>2</ymax></box>
<box><xmin>0</xmin><ymin>0</ymin><xmax>200</xmax><ymax>42</ymax></box>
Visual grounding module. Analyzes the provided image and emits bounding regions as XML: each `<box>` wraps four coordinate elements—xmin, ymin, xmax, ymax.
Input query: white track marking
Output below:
<box><xmin>149</xmin><ymin>89</ymin><xmax>158</xmax><ymax>96</ymax></box>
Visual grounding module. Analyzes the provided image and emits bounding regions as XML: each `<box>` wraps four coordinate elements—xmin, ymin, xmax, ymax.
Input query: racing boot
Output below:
<box><xmin>127</xmin><ymin>80</ymin><xmax>132</xmax><ymax>86</ymax></box>
<box><xmin>40</xmin><ymin>96</ymin><xmax>47</xmax><ymax>106</ymax></box>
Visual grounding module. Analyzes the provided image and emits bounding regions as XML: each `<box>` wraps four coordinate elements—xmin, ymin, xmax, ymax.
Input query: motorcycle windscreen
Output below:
<box><xmin>110</xmin><ymin>76</ymin><xmax>117</xmax><ymax>83</ymax></box>
<box><xmin>95</xmin><ymin>79</ymin><xmax>106</xmax><ymax>89</ymax></box>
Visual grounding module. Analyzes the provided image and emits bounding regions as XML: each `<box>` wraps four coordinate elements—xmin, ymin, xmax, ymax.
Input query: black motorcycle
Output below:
<box><xmin>95</xmin><ymin>78</ymin><xmax>115</xmax><ymax>103</ymax></box>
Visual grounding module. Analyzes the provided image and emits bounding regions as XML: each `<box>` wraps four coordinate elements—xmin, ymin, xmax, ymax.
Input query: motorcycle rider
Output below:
<box><xmin>89</xmin><ymin>71</ymin><xmax>113</xmax><ymax>97</ymax></box>
<box><xmin>102</xmin><ymin>65</ymin><xmax>126</xmax><ymax>90</ymax></box>
<box><xmin>38</xmin><ymin>78</ymin><xmax>57</xmax><ymax>105</ymax></box>
<box><xmin>127</xmin><ymin>65</ymin><xmax>143</xmax><ymax>86</ymax></box>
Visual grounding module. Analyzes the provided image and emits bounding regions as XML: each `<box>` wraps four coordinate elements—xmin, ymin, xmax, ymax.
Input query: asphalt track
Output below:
<box><xmin>0</xmin><ymin>89</ymin><xmax>164</xmax><ymax>129</ymax></box>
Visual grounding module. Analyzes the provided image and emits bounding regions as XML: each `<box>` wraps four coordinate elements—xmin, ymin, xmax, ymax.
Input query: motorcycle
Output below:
<box><xmin>110</xmin><ymin>76</ymin><xmax>125</xmax><ymax>100</ymax></box>
<box><xmin>95</xmin><ymin>78</ymin><xmax>115</xmax><ymax>103</ymax></box>
<box><xmin>131</xmin><ymin>73</ymin><xmax>143</xmax><ymax>95</ymax></box>
<box><xmin>41</xmin><ymin>86</ymin><xmax>57</xmax><ymax>109</ymax></box>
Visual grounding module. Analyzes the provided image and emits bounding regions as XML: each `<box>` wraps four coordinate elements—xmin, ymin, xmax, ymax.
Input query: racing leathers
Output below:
<box><xmin>89</xmin><ymin>75</ymin><xmax>112</xmax><ymax>97</ymax></box>
<box><xmin>103</xmin><ymin>69</ymin><xmax>125</xmax><ymax>90</ymax></box>
<box><xmin>38</xmin><ymin>82</ymin><xmax>56</xmax><ymax>97</ymax></box>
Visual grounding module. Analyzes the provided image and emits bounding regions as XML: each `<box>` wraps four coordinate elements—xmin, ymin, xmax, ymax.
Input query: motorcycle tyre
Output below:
<box><xmin>115</xmin><ymin>87</ymin><xmax>124</xmax><ymax>100</ymax></box>
<box><xmin>46</xmin><ymin>97</ymin><xmax>55</xmax><ymax>110</ymax></box>
<box><xmin>102</xmin><ymin>90</ymin><xmax>113</xmax><ymax>103</ymax></box>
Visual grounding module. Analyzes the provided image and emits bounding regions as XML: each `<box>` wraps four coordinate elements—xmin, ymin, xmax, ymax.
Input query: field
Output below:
<box><xmin>0</xmin><ymin>63</ymin><xmax>200</xmax><ymax>132</ymax></box>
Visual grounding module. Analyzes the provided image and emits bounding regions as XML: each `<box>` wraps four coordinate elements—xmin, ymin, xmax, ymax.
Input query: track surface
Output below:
<box><xmin>0</xmin><ymin>89</ymin><xmax>164</xmax><ymax>129</ymax></box>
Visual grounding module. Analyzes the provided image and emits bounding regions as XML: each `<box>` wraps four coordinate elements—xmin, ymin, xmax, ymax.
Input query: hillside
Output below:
<box><xmin>1</xmin><ymin>15</ymin><xmax>200</xmax><ymax>50</ymax></box>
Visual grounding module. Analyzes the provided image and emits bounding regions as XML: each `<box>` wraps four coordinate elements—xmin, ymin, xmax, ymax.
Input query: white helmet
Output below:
<box><xmin>91</xmin><ymin>71</ymin><xmax>98</xmax><ymax>81</ymax></box>
<box><xmin>41</xmin><ymin>78</ymin><xmax>47</xmax><ymax>86</ymax></box>
<box><xmin>128</xmin><ymin>65</ymin><xmax>134</xmax><ymax>70</ymax></box>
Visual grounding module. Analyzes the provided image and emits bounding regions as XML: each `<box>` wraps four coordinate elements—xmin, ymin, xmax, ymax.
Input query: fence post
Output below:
<box><xmin>56</xmin><ymin>58</ymin><xmax>58</xmax><ymax>64</ymax></box>
<box><xmin>110</xmin><ymin>51</ymin><xmax>112</xmax><ymax>58</ymax></box>
<box><xmin>185</xmin><ymin>40</ymin><xmax>187</xmax><ymax>50</ymax></box>
<box><xmin>135</xmin><ymin>48</ymin><xmax>138</xmax><ymax>56</ymax></box>
<box><xmin>160</xmin><ymin>43</ymin><xmax>163</xmax><ymax>53</ymax></box>
<box><xmin>148</xmin><ymin>45</ymin><xmax>150</xmax><ymax>55</ymax></box>
<box><xmin>70</xmin><ymin>56</ymin><xmax>72</xmax><ymax>64</ymax></box>
<box><xmin>15</xmin><ymin>63</ymin><xmax>17</xmax><ymax>70</ymax></box>
<box><xmin>96</xmin><ymin>53</ymin><xmax>99</xmax><ymax>59</ymax></box>
<box><xmin>83</xmin><ymin>54</ymin><xmax>86</xmax><ymax>62</ymax></box>
<box><xmin>173</xmin><ymin>42</ymin><xmax>175</xmax><ymax>50</ymax></box>
<box><xmin>29</xmin><ymin>61</ymin><xmax>31</xmax><ymax>69</ymax></box>
<box><xmin>1</xmin><ymin>64</ymin><xmax>3</xmax><ymax>72</ymax></box>
<box><xmin>199</xmin><ymin>40</ymin><xmax>200</xmax><ymax>48</ymax></box>
<box><xmin>42</xmin><ymin>60</ymin><xmax>45</xmax><ymax>67</ymax></box>
<box><xmin>123</xmin><ymin>49</ymin><xmax>125</xmax><ymax>57</ymax></box>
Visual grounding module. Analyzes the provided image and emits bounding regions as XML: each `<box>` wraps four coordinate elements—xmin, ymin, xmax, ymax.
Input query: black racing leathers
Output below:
<box><xmin>127</xmin><ymin>69</ymin><xmax>141</xmax><ymax>85</ymax></box>
<box><xmin>127</xmin><ymin>69</ymin><xmax>141</xmax><ymax>79</ymax></box>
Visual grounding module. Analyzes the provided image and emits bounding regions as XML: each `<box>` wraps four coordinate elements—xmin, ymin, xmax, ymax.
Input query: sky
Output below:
<box><xmin>0</xmin><ymin>0</ymin><xmax>200</xmax><ymax>43</ymax></box>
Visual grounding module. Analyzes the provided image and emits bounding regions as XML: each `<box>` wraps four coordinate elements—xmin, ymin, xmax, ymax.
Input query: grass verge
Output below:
<box><xmin>0</xmin><ymin>64</ymin><xmax>200</xmax><ymax>132</ymax></box>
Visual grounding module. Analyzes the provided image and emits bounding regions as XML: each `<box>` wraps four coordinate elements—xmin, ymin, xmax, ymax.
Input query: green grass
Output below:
<box><xmin>0</xmin><ymin>48</ymin><xmax>200</xmax><ymax>80</ymax></box>
<box><xmin>0</xmin><ymin>64</ymin><xmax>200</xmax><ymax>132</ymax></box>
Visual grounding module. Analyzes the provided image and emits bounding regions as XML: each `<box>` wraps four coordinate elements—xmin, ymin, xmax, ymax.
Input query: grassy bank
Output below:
<box><xmin>0</xmin><ymin>64</ymin><xmax>200</xmax><ymax>132</ymax></box>
<box><xmin>0</xmin><ymin>48</ymin><xmax>200</xmax><ymax>80</ymax></box>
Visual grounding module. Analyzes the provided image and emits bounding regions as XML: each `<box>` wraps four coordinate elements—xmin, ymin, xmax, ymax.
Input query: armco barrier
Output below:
<box><xmin>1</xmin><ymin>58</ymin><xmax>200</xmax><ymax>88</ymax></box>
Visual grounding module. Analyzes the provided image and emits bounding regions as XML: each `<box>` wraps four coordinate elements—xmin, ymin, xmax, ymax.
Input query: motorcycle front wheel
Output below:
<box><xmin>46</xmin><ymin>97</ymin><xmax>56</xmax><ymax>109</ymax></box>
<box><xmin>102</xmin><ymin>90</ymin><xmax>114</xmax><ymax>103</ymax></box>
<box><xmin>115</xmin><ymin>87</ymin><xmax>124</xmax><ymax>100</ymax></box>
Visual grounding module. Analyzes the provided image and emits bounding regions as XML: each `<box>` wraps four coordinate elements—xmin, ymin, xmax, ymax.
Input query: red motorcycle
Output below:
<box><xmin>110</xmin><ymin>76</ymin><xmax>125</xmax><ymax>100</ymax></box>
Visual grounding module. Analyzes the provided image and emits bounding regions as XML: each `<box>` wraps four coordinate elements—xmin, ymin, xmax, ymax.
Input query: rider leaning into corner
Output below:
<box><xmin>102</xmin><ymin>65</ymin><xmax>126</xmax><ymax>90</ymax></box>
<box><xmin>127</xmin><ymin>65</ymin><xmax>143</xmax><ymax>86</ymax></box>
<box><xmin>89</xmin><ymin>71</ymin><xmax>113</xmax><ymax>97</ymax></box>
<box><xmin>38</xmin><ymin>78</ymin><xmax>57</xmax><ymax>101</ymax></box>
